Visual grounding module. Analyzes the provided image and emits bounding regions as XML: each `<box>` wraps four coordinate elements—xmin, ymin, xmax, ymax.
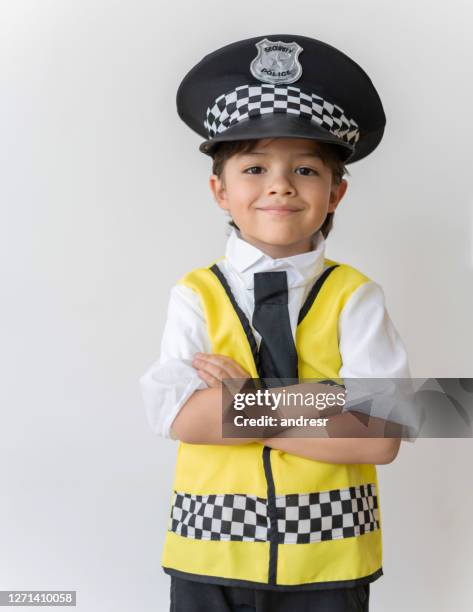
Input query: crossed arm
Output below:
<box><xmin>169</xmin><ymin>353</ymin><xmax>401</xmax><ymax>465</ymax></box>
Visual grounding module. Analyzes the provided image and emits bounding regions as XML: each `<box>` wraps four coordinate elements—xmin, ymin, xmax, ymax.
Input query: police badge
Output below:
<box><xmin>250</xmin><ymin>38</ymin><xmax>303</xmax><ymax>85</ymax></box>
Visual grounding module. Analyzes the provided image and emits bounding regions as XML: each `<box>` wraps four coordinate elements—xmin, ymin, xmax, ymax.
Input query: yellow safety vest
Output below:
<box><xmin>161</xmin><ymin>256</ymin><xmax>383</xmax><ymax>590</ymax></box>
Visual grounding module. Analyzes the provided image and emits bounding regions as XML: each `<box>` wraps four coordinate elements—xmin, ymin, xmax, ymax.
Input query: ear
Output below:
<box><xmin>328</xmin><ymin>179</ymin><xmax>348</xmax><ymax>213</ymax></box>
<box><xmin>209</xmin><ymin>174</ymin><xmax>230</xmax><ymax>212</ymax></box>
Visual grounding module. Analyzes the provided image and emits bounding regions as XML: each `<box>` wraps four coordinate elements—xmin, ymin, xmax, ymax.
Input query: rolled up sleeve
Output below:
<box><xmin>338</xmin><ymin>281</ymin><xmax>418</xmax><ymax>434</ymax></box>
<box><xmin>338</xmin><ymin>281</ymin><xmax>411</xmax><ymax>378</ymax></box>
<box><xmin>139</xmin><ymin>284</ymin><xmax>211</xmax><ymax>439</ymax></box>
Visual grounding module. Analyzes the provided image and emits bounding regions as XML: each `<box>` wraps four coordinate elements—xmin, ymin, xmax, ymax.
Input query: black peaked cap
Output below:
<box><xmin>176</xmin><ymin>34</ymin><xmax>386</xmax><ymax>164</ymax></box>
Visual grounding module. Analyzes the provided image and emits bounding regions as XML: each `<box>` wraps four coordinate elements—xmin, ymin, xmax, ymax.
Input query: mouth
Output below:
<box><xmin>256</xmin><ymin>207</ymin><xmax>302</xmax><ymax>217</ymax></box>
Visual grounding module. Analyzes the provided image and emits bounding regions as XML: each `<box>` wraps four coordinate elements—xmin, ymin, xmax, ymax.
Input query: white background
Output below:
<box><xmin>1</xmin><ymin>1</ymin><xmax>472</xmax><ymax>610</ymax></box>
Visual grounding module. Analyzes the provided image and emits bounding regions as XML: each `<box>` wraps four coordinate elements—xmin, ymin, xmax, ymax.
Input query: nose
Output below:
<box><xmin>267</xmin><ymin>170</ymin><xmax>296</xmax><ymax>197</ymax></box>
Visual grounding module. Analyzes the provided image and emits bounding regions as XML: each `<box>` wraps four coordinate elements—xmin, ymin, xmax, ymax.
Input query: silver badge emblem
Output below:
<box><xmin>250</xmin><ymin>38</ymin><xmax>303</xmax><ymax>85</ymax></box>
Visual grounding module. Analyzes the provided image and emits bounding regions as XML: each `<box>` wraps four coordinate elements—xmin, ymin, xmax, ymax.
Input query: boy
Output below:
<box><xmin>140</xmin><ymin>34</ymin><xmax>410</xmax><ymax>611</ymax></box>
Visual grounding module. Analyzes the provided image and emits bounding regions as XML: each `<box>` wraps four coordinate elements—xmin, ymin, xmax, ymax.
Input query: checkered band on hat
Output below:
<box><xmin>168</xmin><ymin>483</ymin><xmax>379</xmax><ymax>544</ymax></box>
<box><xmin>203</xmin><ymin>84</ymin><xmax>360</xmax><ymax>147</ymax></box>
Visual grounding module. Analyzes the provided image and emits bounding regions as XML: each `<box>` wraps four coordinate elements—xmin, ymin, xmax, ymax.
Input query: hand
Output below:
<box><xmin>192</xmin><ymin>352</ymin><xmax>251</xmax><ymax>388</ymax></box>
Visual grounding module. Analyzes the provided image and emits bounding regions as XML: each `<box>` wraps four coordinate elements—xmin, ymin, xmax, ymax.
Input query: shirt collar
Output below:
<box><xmin>224</xmin><ymin>227</ymin><xmax>326</xmax><ymax>290</ymax></box>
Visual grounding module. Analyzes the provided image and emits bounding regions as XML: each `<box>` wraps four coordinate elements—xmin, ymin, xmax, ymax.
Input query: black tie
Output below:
<box><xmin>252</xmin><ymin>271</ymin><xmax>299</xmax><ymax>387</ymax></box>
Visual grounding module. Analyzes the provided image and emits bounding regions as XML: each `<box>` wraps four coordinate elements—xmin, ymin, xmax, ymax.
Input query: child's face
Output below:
<box><xmin>209</xmin><ymin>138</ymin><xmax>348</xmax><ymax>258</ymax></box>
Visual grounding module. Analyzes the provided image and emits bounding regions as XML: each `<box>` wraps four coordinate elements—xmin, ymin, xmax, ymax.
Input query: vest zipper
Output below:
<box><xmin>262</xmin><ymin>445</ymin><xmax>278</xmax><ymax>585</ymax></box>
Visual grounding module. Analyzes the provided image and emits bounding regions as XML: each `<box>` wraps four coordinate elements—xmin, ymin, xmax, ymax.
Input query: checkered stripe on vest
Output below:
<box><xmin>203</xmin><ymin>84</ymin><xmax>360</xmax><ymax>146</ymax></box>
<box><xmin>168</xmin><ymin>483</ymin><xmax>379</xmax><ymax>544</ymax></box>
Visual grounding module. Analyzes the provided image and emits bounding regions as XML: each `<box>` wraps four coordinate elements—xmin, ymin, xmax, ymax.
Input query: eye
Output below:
<box><xmin>243</xmin><ymin>166</ymin><xmax>265</xmax><ymax>175</ymax></box>
<box><xmin>295</xmin><ymin>166</ymin><xmax>319</xmax><ymax>176</ymax></box>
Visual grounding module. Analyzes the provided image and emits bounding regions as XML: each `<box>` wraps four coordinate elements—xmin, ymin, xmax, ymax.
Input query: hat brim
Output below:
<box><xmin>198</xmin><ymin>113</ymin><xmax>356</xmax><ymax>162</ymax></box>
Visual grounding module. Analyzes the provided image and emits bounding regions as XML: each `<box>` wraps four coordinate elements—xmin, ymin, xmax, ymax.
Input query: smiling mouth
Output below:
<box><xmin>257</xmin><ymin>207</ymin><xmax>302</xmax><ymax>216</ymax></box>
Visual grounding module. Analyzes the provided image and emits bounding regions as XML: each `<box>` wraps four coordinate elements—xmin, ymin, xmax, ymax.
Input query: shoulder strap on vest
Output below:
<box><xmin>298</xmin><ymin>265</ymin><xmax>339</xmax><ymax>325</ymax></box>
<box><xmin>209</xmin><ymin>263</ymin><xmax>262</xmax><ymax>377</ymax></box>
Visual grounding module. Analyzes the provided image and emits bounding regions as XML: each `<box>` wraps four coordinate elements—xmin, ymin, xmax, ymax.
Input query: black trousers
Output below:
<box><xmin>170</xmin><ymin>575</ymin><xmax>370</xmax><ymax>612</ymax></box>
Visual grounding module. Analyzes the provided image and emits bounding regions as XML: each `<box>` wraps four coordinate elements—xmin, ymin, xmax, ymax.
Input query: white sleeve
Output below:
<box><xmin>338</xmin><ymin>281</ymin><xmax>417</xmax><ymax>431</ymax></box>
<box><xmin>338</xmin><ymin>281</ymin><xmax>411</xmax><ymax>378</ymax></box>
<box><xmin>139</xmin><ymin>284</ymin><xmax>212</xmax><ymax>440</ymax></box>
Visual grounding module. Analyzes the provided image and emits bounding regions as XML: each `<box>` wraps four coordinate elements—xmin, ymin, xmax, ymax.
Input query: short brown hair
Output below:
<box><xmin>211</xmin><ymin>138</ymin><xmax>350</xmax><ymax>239</ymax></box>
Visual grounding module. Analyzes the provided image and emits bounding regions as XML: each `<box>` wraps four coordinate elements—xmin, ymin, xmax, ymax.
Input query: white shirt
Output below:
<box><xmin>140</xmin><ymin>228</ymin><xmax>411</xmax><ymax>439</ymax></box>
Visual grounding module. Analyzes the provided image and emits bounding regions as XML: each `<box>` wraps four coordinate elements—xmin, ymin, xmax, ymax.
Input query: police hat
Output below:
<box><xmin>176</xmin><ymin>34</ymin><xmax>386</xmax><ymax>164</ymax></box>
